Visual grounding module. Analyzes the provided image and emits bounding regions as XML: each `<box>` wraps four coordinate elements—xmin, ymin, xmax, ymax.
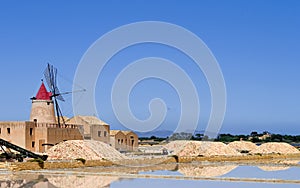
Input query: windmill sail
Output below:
<box><xmin>54</xmin><ymin>86</ymin><xmax>65</xmax><ymax>101</ymax></box>
<box><xmin>43</xmin><ymin>63</ymin><xmax>65</xmax><ymax>127</ymax></box>
<box><xmin>43</xmin><ymin>64</ymin><xmax>52</xmax><ymax>92</ymax></box>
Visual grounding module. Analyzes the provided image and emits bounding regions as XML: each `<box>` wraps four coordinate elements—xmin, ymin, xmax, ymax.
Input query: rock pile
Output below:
<box><xmin>227</xmin><ymin>141</ymin><xmax>258</xmax><ymax>153</ymax></box>
<box><xmin>47</xmin><ymin>140</ymin><xmax>128</xmax><ymax>161</ymax></box>
<box><xmin>250</xmin><ymin>142</ymin><xmax>300</xmax><ymax>155</ymax></box>
<box><xmin>164</xmin><ymin>141</ymin><xmax>241</xmax><ymax>157</ymax></box>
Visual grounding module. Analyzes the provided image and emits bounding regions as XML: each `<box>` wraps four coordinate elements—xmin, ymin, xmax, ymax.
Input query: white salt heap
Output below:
<box><xmin>227</xmin><ymin>141</ymin><xmax>258</xmax><ymax>152</ymax></box>
<box><xmin>250</xmin><ymin>142</ymin><xmax>300</xmax><ymax>155</ymax></box>
<box><xmin>164</xmin><ymin>141</ymin><xmax>241</xmax><ymax>157</ymax></box>
<box><xmin>47</xmin><ymin>140</ymin><xmax>128</xmax><ymax>161</ymax></box>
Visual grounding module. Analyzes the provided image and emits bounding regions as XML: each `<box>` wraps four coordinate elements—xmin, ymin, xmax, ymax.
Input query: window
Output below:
<box><xmin>0</xmin><ymin>128</ymin><xmax>1</xmax><ymax>134</ymax></box>
<box><xmin>98</xmin><ymin>131</ymin><xmax>101</xmax><ymax>137</ymax></box>
<box><xmin>104</xmin><ymin>131</ymin><xmax>107</xmax><ymax>137</ymax></box>
<box><xmin>118</xmin><ymin>139</ymin><xmax>120</xmax><ymax>144</ymax></box>
<box><xmin>30</xmin><ymin>128</ymin><xmax>33</xmax><ymax>136</ymax></box>
<box><xmin>121</xmin><ymin>139</ymin><xmax>123</xmax><ymax>144</ymax></box>
<box><xmin>7</xmin><ymin>128</ymin><xmax>10</xmax><ymax>134</ymax></box>
<box><xmin>32</xmin><ymin>141</ymin><xmax>35</xmax><ymax>148</ymax></box>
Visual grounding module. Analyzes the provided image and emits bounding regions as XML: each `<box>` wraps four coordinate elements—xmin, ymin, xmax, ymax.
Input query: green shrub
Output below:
<box><xmin>75</xmin><ymin>158</ymin><xmax>86</xmax><ymax>164</ymax></box>
<box><xmin>28</xmin><ymin>158</ymin><xmax>44</xmax><ymax>168</ymax></box>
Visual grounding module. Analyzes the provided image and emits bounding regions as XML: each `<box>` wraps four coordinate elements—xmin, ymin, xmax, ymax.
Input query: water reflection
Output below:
<box><xmin>0</xmin><ymin>174</ymin><xmax>119</xmax><ymax>188</ymax></box>
<box><xmin>0</xmin><ymin>174</ymin><xmax>55</xmax><ymax>188</ymax></box>
<box><xmin>0</xmin><ymin>160</ymin><xmax>299</xmax><ymax>188</ymax></box>
<box><xmin>48</xmin><ymin>175</ymin><xmax>119</xmax><ymax>188</ymax></box>
<box><xmin>258</xmin><ymin>160</ymin><xmax>299</xmax><ymax>171</ymax></box>
<box><xmin>178</xmin><ymin>164</ymin><xmax>237</xmax><ymax>177</ymax></box>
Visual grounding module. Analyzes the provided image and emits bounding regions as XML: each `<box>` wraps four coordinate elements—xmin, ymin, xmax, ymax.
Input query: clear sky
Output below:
<box><xmin>0</xmin><ymin>0</ymin><xmax>299</xmax><ymax>135</ymax></box>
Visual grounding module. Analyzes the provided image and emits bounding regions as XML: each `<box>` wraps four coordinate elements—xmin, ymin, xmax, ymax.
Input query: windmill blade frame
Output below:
<box><xmin>43</xmin><ymin>63</ymin><xmax>66</xmax><ymax>127</ymax></box>
<box><xmin>43</xmin><ymin>64</ymin><xmax>53</xmax><ymax>92</ymax></box>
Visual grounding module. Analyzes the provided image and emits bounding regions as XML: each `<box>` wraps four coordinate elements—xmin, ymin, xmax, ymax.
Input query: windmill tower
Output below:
<box><xmin>30</xmin><ymin>64</ymin><xmax>66</xmax><ymax>126</ymax></box>
<box><xmin>30</xmin><ymin>63</ymin><xmax>85</xmax><ymax>126</ymax></box>
<box><xmin>30</xmin><ymin>81</ymin><xmax>56</xmax><ymax>123</ymax></box>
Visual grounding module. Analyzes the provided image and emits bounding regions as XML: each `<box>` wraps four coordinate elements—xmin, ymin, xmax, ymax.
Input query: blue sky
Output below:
<box><xmin>0</xmin><ymin>1</ymin><xmax>299</xmax><ymax>135</ymax></box>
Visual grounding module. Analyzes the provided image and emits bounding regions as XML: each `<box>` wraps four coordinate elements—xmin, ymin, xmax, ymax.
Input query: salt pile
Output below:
<box><xmin>47</xmin><ymin>140</ymin><xmax>128</xmax><ymax>161</ymax></box>
<box><xmin>250</xmin><ymin>142</ymin><xmax>300</xmax><ymax>154</ymax></box>
<box><xmin>139</xmin><ymin>145</ymin><xmax>165</xmax><ymax>154</ymax></box>
<box><xmin>227</xmin><ymin>141</ymin><xmax>258</xmax><ymax>152</ymax></box>
<box><xmin>164</xmin><ymin>141</ymin><xmax>241</xmax><ymax>157</ymax></box>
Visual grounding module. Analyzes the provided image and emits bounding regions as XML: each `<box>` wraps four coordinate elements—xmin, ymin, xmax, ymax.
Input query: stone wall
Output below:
<box><xmin>0</xmin><ymin>121</ymin><xmax>83</xmax><ymax>153</ymax></box>
<box><xmin>30</xmin><ymin>100</ymin><xmax>56</xmax><ymax>123</ymax></box>
<box><xmin>90</xmin><ymin>124</ymin><xmax>110</xmax><ymax>144</ymax></box>
<box><xmin>110</xmin><ymin>131</ymin><xmax>127</xmax><ymax>151</ymax></box>
<box><xmin>124</xmin><ymin>132</ymin><xmax>139</xmax><ymax>151</ymax></box>
<box><xmin>0</xmin><ymin>121</ymin><xmax>27</xmax><ymax>149</ymax></box>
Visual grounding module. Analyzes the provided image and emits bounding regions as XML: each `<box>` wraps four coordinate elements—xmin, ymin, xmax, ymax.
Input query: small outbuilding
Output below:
<box><xmin>110</xmin><ymin>130</ymin><xmax>138</xmax><ymax>152</ymax></box>
<box><xmin>66</xmin><ymin>116</ymin><xmax>110</xmax><ymax>144</ymax></box>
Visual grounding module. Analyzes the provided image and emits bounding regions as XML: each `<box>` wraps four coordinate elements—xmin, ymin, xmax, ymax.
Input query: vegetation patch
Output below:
<box><xmin>75</xmin><ymin>158</ymin><xmax>86</xmax><ymax>164</ymax></box>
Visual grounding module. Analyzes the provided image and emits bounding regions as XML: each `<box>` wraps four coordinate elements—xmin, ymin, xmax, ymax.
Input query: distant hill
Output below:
<box><xmin>136</xmin><ymin>129</ymin><xmax>218</xmax><ymax>138</ymax></box>
<box><xmin>136</xmin><ymin>130</ymin><xmax>174</xmax><ymax>138</ymax></box>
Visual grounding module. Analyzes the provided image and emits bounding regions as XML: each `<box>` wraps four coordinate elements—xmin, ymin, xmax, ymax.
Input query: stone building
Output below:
<box><xmin>66</xmin><ymin>116</ymin><xmax>139</xmax><ymax>151</ymax></box>
<box><xmin>122</xmin><ymin>131</ymin><xmax>139</xmax><ymax>151</ymax></box>
<box><xmin>30</xmin><ymin>82</ymin><xmax>56</xmax><ymax>123</ymax></box>
<box><xmin>0</xmin><ymin>82</ymin><xmax>83</xmax><ymax>153</ymax></box>
<box><xmin>110</xmin><ymin>130</ymin><xmax>138</xmax><ymax>152</ymax></box>
<box><xmin>66</xmin><ymin>115</ymin><xmax>110</xmax><ymax>144</ymax></box>
<box><xmin>110</xmin><ymin>130</ymin><xmax>127</xmax><ymax>151</ymax></box>
<box><xmin>0</xmin><ymin>81</ymin><xmax>139</xmax><ymax>153</ymax></box>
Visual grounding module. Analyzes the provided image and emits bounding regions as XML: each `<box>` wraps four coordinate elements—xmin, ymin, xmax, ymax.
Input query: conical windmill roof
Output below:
<box><xmin>35</xmin><ymin>82</ymin><xmax>52</xmax><ymax>100</ymax></box>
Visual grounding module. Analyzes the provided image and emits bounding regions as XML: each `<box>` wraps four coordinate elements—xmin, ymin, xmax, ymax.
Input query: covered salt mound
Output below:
<box><xmin>47</xmin><ymin>140</ymin><xmax>128</xmax><ymax>161</ymax></box>
<box><xmin>164</xmin><ymin>141</ymin><xmax>241</xmax><ymax>157</ymax></box>
<box><xmin>250</xmin><ymin>142</ymin><xmax>300</xmax><ymax>155</ymax></box>
<box><xmin>227</xmin><ymin>141</ymin><xmax>258</xmax><ymax>152</ymax></box>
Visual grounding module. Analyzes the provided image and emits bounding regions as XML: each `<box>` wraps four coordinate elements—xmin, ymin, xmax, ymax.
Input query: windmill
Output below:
<box><xmin>43</xmin><ymin>63</ymin><xmax>66</xmax><ymax>127</ymax></box>
<box><xmin>29</xmin><ymin>63</ymin><xmax>85</xmax><ymax>128</ymax></box>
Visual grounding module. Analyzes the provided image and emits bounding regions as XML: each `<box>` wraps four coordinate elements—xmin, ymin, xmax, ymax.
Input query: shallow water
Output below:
<box><xmin>0</xmin><ymin>162</ymin><xmax>299</xmax><ymax>187</ymax></box>
<box><xmin>111</xmin><ymin>179</ymin><xmax>297</xmax><ymax>188</ymax></box>
<box><xmin>223</xmin><ymin>165</ymin><xmax>300</xmax><ymax>180</ymax></box>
